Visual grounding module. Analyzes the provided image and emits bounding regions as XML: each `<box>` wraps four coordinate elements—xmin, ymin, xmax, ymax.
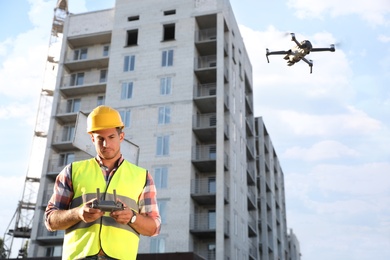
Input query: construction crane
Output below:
<box><xmin>2</xmin><ymin>1</ymin><xmax>68</xmax><ymax>258</ymax></box>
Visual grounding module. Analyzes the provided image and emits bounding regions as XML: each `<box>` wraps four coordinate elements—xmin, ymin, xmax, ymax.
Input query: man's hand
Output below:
<box><xmin>108</xmin><ymin>200</ymin><xmax>158</xmax><ymax>236</ymax></box>
<box><xmin>110</xmin><ymin>201</ymin><xmax>132</xmax><ymax>225</ymax></box>
<box><xmin>79</xmin><ymin>199</ymin><xmax>105</xmax><ymax>223</ymax></box>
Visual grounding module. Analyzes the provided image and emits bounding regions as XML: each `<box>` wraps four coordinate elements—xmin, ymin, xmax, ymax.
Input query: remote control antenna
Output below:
<box><xmin>113</xmin><ymin>189</ymin><xmax>117</xmax><ymax>201</ymax></box>
<box><xmin>96</xmin><ymin>188</ymin><xmax>100</xmax><ymax>203</ymax></box>
<box><xmin>81</xmin><ymin>187</ymin><xmax>86</xmax><ymax>204</ymax></box>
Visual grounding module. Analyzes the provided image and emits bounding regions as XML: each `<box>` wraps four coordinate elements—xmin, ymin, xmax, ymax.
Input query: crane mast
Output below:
<box><xmin>2</xmin><ymin>1</ymin><xmax>68</xmax><ymax>258</ymax></box>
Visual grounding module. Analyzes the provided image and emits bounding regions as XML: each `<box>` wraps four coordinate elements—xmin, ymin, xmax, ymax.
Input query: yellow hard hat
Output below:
<box><xmin>87</xmin><ymin>105</ymin><xmax>124</xmax><ymax>133</ymax></box>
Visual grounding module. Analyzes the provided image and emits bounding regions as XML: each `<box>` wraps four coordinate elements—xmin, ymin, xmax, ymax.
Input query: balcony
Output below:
<box><xmin>64</xmin><ymin>55</ymin><xmax>109</xmax><ymax>72</ymax></box>
<box><xmin>60</xmin><ymin>73</ymin><xmax>107</xmax><ymax>97</ymax></box>
<box><xmin>190</xmin><ymin>213</ymin><xmax>229</xmax><ymax>238</ymax></box>
<box><xmin>246</xmin><ymin>116</ymin><xmax>255</xmax><ymax>137</ymax></box>
<box><xmin>194</xmin><ymin>83</ymin><xmax>216</xmax><ymax>113</ymax></box>
<box><xmin>191</xmin><ymin>178</ymin><xmax>229</xmax><ymax>205</ymax></box>
<box><xmin>193</xmin><ymin>113</ymin><xmax>216</xmax><ymax>142</ymax></box>
<box><xmin>67</xmin><ymin>31</ymin><xmax>111</xmax><ymax>49</ymax></box>
<box><xmin>245</xmin><ymin>94</ymin><xmax>254</xmax><ymax>114</ymax></box>
<box><xmin>51</xmin><ymin>129</ymin><xmax>76</xmax><ymax>151</ymax></box>
<box><xmin>55</xmin><ymin>111</ymin><xmax>78</xmax><ymax>124</ymax></box>
<box><xmin>246</xmin><ymin>137</ymin><xmax>256</xmax><ymax>160</ymax></box>
<box><xmin>248</xmin><ymin>212</ymin><xmax>257</xmax><ymax>237</ymax></box>
<box><xmin>195</xmin><ymin>28</ymin><xmax>217</xmax><ymax>56</ymax></box>
<box><xmin>47</xmin><ymin>155</ymin><xmax>90</xmax><ymax>178</ymax></box>
<box><xmin>247</xmin><ymin>187</ymin><xmax>257</xmax><ymax>211</ymax></box>
<box><xmin>247</xmin><ymin>161</ymin><xmax>256</xmax><ymax>185</ymax></box>
<box><xmin>192</xmin><ymin>145</ymin><xmax>229</xmax><ymax>172</ymax></box>
<box><xmin>36</xmin><ymin>223</ymin><xmax>64</xmax><ymax>244</ymax></box>
<box><xmin>224</xmin><ymin>91</ymin><xmax>229</xmax><ymax>111</ymax></box>
<box><xmin>245</xmin><ymin>76</ymin><xmax>253</xmax><ymax>94</ymax></box>
<box><xmin>194</xmin><ymin>55</ymin><xmax>216</xmax><ymax>83</ymax></box>
<box><xmin>192</xmin><ymin>144</ymin><xmax>216</xmax><ymax>172</ymax></box>
<box><xmin>248</xmin><ymin>238</ymin><xmax>258</xmax><ymax>260</ymax></box>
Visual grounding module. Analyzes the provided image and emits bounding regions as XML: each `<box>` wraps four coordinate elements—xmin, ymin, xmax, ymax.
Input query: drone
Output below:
<box><xmin>266</xmin><ymin>33</ymin><xmax>335</xmax><ymax>73</ymax></box>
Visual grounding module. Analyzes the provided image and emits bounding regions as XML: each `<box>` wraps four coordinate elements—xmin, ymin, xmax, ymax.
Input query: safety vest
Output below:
<box><xmin>62</xmin><ymin>158</ymin><xmax>147</xmax><ymax>260</ymax></box>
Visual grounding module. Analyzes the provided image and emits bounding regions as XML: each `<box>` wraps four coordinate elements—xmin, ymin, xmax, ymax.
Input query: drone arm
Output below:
<box><xmin>266</xmin><ymin>50</ymin><xmax>290</xmax><ymax>56</ymax></box>
<box><xmin>266</xmin><ymin>48</ymin><xmax>270</xmax><ymax>63</ymax></box>
<box><xmin>311</xmin><ymin>45</ymin><xmax>335</xmax><ymax>52</ymax></box>
<box><xmin>301</xmin><ymin>57</ymin><xmax>313</xmax><ymax>74</ymax></box>
<box><xmin>266</xmin><ymin>49</ymin><xmax>290</xmax><ymax>63</ymax></box>
<box><xmin>290</xmin><ymin>33</ymin><xmax>302</xmax><ymax>47</ymax></box>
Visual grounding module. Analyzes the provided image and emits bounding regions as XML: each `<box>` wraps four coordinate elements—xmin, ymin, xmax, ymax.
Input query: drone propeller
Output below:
<box><xmin>333</xmin><ymin>41</ymin><xmax>342</xmax><ymax>48</ymax></box>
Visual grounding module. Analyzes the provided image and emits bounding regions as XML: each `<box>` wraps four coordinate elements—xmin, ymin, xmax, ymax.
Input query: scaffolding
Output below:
<box><xmin>2</xmin><ymin>1</ymin><xmax>68</xmax><ymax>258</ymax></box>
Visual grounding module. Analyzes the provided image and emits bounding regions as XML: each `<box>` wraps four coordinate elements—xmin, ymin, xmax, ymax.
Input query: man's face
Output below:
<box><xmin>90</xmin><ymin>128</ymin><xmax>124</xmax><ymax>161</ymax></box>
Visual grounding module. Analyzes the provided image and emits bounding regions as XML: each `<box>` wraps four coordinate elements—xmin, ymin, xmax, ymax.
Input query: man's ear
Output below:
<box><xmin>119</xmin><ymin>132</ymin><xmax>125</xmax><ymax>142</ymax></box>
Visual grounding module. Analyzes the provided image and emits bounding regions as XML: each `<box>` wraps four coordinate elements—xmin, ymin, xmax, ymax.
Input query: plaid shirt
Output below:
<box><xmin>45</xmin><ymin>155</ymin><xmax>161</xmax><ymax>235</ymax></box>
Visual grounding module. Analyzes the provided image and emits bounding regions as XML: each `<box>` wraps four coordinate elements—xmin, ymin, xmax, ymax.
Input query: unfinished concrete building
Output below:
<box><xmin>25</xmin><ymin>0</ymin><xmax>300</xmax><ymax>259</ymax></box>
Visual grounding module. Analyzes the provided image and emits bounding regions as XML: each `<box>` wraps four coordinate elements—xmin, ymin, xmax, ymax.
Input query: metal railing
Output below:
<box><xmin>190</xmin><ymin>213</ymin><xmax>230</xmax><ymax>236</ymax></box>
<box><xmin>190</xmin><ymin>178</ymin><xmax>230</xmax><ymax>203</ymax></box>
<box><xmin>60</xmin><ymin>72</ymin><xmax>106</xmax><ymax>89</ymax></box>
<box><xmin>195</xmin><ymin>55</ymin><xmax>217</xmax><ymax>69</ymax></box>
<box><xmin>192</xmin><ymin>144</ymin><xmax>217</xmax><ymax>161</ymax></box>
<box><xmin>195</xmin><ymin>27</ymin><xmax>217</xmax><ymax>42</ymax></box>
<box><xmin>193</xmin><ymin>113</ymin><xmax>217</xmax><ymax>129</ymax></box>
<box><xmin>194</xmin><ymin>83</ymin><xmax>217</xmax><ymax>98</ymax></box>
<box><xmin>191</xmin><ymin>178</ymin><xmax>216</xmax><ymax>194</ymax></box>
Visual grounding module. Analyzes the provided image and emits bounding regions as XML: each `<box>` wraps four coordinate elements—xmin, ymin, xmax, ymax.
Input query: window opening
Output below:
<box><xmin>164</xmin><ymin>10</ymin><xmax>176</xmax><ymax>15</ymax></box>
<box><xmin>128</xmin><ymin>15</ymin><xmax>140</xmax><ymax>21</ymax></box>
<box><xmin>163</xmin><ymin>24</ymin><xmax>175</xmax><ymax>41</ymax></box>
<box><xmin>126</xmin><ymin>29</ymin><xmax>138</xmax><ymax>46</ymax></box>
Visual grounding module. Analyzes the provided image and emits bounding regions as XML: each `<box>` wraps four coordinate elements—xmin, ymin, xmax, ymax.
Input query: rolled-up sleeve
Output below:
<box><xmin>138</xmin><ymin>171</ymin><xmax>161</xmax><ymax>236</ymax></box>
<box><xmin>45</xmin><ymin>164</ymin><xmax>74</xmax><ymax>231</ymax></box>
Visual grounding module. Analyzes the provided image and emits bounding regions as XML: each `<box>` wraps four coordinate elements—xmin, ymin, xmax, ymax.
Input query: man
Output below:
<box><xmin>45</xmin><ymin>105</ymin><xmax>161</xmax><ymax>260</ymax></box>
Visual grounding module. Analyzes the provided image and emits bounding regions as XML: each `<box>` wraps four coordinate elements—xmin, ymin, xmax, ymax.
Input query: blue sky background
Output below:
<box><xmin>0</xmin><ymin>0</ymin><xmax>389</xmax><ymax>259</ymax></box>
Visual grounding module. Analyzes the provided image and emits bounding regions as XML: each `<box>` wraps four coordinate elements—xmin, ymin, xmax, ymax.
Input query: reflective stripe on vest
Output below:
<box><xmin>62</xmin><ymin>158</ymin><xmax>147</xmax><ymax>260</ymax></box>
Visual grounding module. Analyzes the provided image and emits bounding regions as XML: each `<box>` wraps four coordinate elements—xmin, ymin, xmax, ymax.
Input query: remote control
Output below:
<box><xmin>90</xmin><ymin>188</ymin><xmax>124</xmax><ymax>212</ymax></box>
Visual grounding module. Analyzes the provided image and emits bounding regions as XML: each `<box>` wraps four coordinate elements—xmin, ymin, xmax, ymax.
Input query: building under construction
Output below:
<box><xmin>5</xmin><ymin>0</ymin><xmax>301</xmax><ymax>259</ymax></box>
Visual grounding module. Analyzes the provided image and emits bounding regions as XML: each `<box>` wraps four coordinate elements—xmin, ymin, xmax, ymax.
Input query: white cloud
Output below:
<box><xmin>286</xmin><ymin>162</ymin><xmax>390</xmax><ymax>212</ymax></box>
<box><xmin>288</xmin><ymin>211</ymin><xmax>390</xmax><ymax>260</ymax></box>
<box><xmin>0</xmin><ymin>102</ymin><xmax>37</xmax><ymax>122</ymax></box>
<box><xmin>27</xmin><ymin>0</ymin><xmax>56</xmax><ymax>28</ymax></box>
<box><xmin>277</xmin><ymin>105</ymin><xmax>382</xmax><ymax>136</ymax></box>
<box><xmin>0</xmin><ymin>2</ymin><xmax>52</xmax><ymax>101</ymax></box>
<box><xmin>0</xmin><ymin>38</ymin><xmax>13</xmax><ymax>57</ymax></box>
<box><xmin>287</xmin><ymin>0</ymin><xmax>390</xmax><ymax>26</ymax></box>
<box><xmin>312</xmin><ymin>162</ymin><xmax>390</xmax><ymax>195</ymax></box>
<box><xmin>378</xmin><ymin>34</ymin><xmax>390</xmax><ymax>43</ymax></box>
<box><xmin>285</xmin><ymin>162</ymin><xmax>390</xmax><ymax>259</ymax></box>
<box><xmin>284</xmin><ymin>140</ymin><xmax>359</xmax><ymax>161</ymax></box>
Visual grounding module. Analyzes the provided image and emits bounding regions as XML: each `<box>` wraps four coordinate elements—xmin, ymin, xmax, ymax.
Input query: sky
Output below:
<box><xmin>0</xmin><ymin>0</ymin><xmax>389</xmax><ymax>259</ymax></box>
